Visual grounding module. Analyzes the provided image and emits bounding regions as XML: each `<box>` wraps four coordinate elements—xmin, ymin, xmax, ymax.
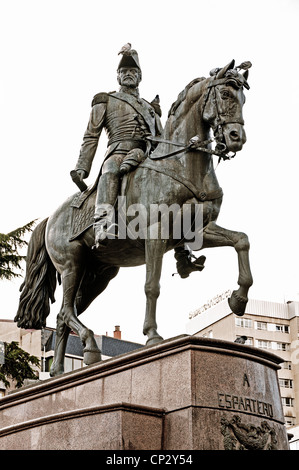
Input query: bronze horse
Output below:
<box><xmin>15</xmin><ymin>60</ymin><xmax>253</xmax><ymax>376</ymax></box>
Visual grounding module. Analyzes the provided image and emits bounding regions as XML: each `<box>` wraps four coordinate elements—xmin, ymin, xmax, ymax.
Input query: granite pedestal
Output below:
<box><xmin>0</xmin><ymin>335</ymin><xmax>289</xmax><ymax>450</ymax></box>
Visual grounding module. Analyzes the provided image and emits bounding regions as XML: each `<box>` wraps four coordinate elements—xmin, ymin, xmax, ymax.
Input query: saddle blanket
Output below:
<box><xmin>69</xmin><ymin>188</ymin><xmax>96</xmax><ymax>241</ymax></box>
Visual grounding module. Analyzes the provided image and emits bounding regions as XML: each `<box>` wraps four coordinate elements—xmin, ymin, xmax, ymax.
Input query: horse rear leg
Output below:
<box><xmin>143</xmin><ymin>239</ymin><xmax>166</xmax><ymax>345</ymax></box>
<box><xmin>50</xmin><ymin>309</ymin><xmax>71</xmax><ymax>376</ymax></box>
<box><xmin>203</xmin><ymin>221</ymin><xmax>253</xmax><ymax>315</ymax></box>
<box><xmin>62</xmin><ymin>273</ymin><xmax>102</xmax><ymax>365</ymax></box>
<box><xmin>56</xmin><ymin>243</ymin><xmax>102</xmax><ymax>364</ymax></box>
<box><xmin>50</xmin><ymin>264</ymin><xmax>119</xmax><ymax>377</ymax></box>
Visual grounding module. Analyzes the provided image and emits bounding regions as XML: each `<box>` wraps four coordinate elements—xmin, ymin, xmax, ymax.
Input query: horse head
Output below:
<box><xmin>203</xmin><ymin>59</ymin><xmax>250</xmax><ymax>155</ymax></box>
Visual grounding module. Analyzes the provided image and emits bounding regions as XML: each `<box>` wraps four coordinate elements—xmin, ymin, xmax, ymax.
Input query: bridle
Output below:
<box><xmin>204</xmin><ymin>73</ymin><xmax>246</xmax><ymax>157</ymax></box>
<box><xmin>148</xmin><ymin>71</ymin><xmax>248</xmax><ymax>163</ymax></box>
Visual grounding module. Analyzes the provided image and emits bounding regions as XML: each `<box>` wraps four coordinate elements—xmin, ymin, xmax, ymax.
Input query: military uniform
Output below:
<box><xmin>75</xmin><ymin>90</ymin><xmax>162</xmax><ymax>179</ymax></box>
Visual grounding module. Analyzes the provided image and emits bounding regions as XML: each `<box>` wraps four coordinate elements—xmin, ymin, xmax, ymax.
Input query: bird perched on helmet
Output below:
<box><xmin>118</xmin><ymin>43</ymin><xmax>132</xmax><ymax>55</ymax></box>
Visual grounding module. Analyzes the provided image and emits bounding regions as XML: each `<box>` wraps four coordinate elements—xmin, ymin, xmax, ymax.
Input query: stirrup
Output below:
<box><xmin>174</xmin><ymin>251</ymin><xmax>206</xmax><ymax>279</ymax></box>
<box><xmin>93</xmin><ymin>220</ymin><xmax>118</xmax><ymax>249</ymax></box>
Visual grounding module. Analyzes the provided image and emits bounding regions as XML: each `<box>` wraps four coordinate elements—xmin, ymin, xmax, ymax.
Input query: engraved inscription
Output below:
<box><xmin>218</xmin><ymin>393</ymin><xmax>274</xmax><ymax>418</ymax></box>
<box><xmin>243</xmin><ymin>373</ymin><xmax>250</xmax><ymax>387</ymax></box>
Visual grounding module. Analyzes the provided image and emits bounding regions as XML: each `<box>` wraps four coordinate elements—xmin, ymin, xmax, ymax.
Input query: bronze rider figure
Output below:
<box><xmin>74</xmin><ymin>45</ymin><xmax>204</xmax><ymax>277</ymax></box>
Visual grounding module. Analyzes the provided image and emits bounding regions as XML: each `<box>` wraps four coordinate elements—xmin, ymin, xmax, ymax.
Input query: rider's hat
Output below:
<box><xmin>117</xmin><ymin>49</ymin><xmax>141</xmax><ymax>72</ymax></box>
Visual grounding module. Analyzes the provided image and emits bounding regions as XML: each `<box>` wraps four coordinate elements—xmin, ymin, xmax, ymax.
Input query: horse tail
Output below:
<box><xmin>14</xmin><ymin>218</ymin><xmax>57</xmax><ymax>329</ymax></box>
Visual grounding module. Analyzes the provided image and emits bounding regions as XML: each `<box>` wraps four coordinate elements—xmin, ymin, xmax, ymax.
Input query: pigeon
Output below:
<box><xmin>234</xmin><ymin>336</ymin><xmax>247</xmax><ymax>344</ymax></box>
<box><xmin>151</xmin><ymin>95</ymin><xmax>162</xmax><ymax>117</ymax></box>
<box><xmin>235</xmin><ymin>61</ymin><xmax>252</xmax><ymax>71</ymax></box>
<box><xmin>118</xmin><ymin>43</ymin><xmax>132</xmax><ymax>55</ymax></box>
<box><xmin>151</xmin><ymin>94</ymin><xmax>160</xmax><ymax>104</ymax></box>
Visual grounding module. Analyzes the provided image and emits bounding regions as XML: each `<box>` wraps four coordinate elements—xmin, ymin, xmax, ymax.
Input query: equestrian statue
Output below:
<box><xmin>15</xmin><ymin>45</ymin><xmax>253</xmax><ymax>377</ymax></box>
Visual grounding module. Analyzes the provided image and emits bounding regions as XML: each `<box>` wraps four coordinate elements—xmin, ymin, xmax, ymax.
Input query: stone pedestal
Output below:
<box><xmin>0</xmin><ymin>335</ymin><xmax>290</xmax><ymax>450</ymax></box>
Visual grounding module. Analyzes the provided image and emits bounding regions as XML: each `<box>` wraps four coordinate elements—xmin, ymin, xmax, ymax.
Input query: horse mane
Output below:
<box><xmin>168</xmin><ymin>77</ymin><xmax>206</xmax><ymax>117</ymax></box>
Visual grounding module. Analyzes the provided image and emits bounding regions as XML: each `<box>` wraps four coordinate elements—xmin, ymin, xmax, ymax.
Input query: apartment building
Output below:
<box><xmin>186</xmin><ymin>292</ymin><xmax>299</xmax><ymax>429</ymax></box>
<box><xmin>0</xmin><ymin>320</ymin><xmax>143</xmax><ymax>396</ymax></box>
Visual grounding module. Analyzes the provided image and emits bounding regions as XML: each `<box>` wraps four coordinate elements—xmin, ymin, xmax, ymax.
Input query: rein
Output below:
<box><xmin>146</xmin><ymin>134</ymin><xmax>236</xmax><ymax>162</ymax></box>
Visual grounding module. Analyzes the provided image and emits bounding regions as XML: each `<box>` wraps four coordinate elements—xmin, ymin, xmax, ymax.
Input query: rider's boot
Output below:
<box><xmin>94</xmin><ymin>172</ymin><xmax>119</xmax><ymax>248</ymax></box>
<box><xmin>93</xmin><ymin>206</ymin><xmax>117</xmax><ymax>248</ymax></box>
<box><xmin>174</xmin><ymin>245</ymin><xmax>206</xmax><ymax>278</ymax></box>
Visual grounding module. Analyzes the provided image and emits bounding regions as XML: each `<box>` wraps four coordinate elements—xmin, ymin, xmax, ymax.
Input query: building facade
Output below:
<box><xmin>186</xmin><ymin>294</ymin><xmax>299</xmax><ymax>431</ymax></box>
<box><xmin>0</xmin><ymin>320</ymin><xmax>143</xmax><ymax>396</ymax></box>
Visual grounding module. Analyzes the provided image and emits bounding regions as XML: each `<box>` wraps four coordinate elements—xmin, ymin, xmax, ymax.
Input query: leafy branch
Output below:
<box><xmin>0</xmin><ymin>341</ymin><xmax>40</xmax><ymax>389</ymax></box>
<box><xmin>0</xmin><ymin>220</ymin><xmax>36</xmax><ymax>280</ymax></box>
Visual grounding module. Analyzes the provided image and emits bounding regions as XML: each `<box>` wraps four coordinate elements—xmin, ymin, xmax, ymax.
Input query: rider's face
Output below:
<box><xmin>118</xmin><ymin>67</ymin><xmax>141</xmax><ymax>88</ymax></box>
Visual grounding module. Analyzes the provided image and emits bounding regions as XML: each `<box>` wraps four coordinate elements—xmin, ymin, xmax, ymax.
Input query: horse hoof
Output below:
<box><xmin>228</xmin><ymin>290</ymin><xmax>248</xmax><ymax>316</ymax></box>
<box><xmin>146</xmin><ymin>335</ymin><xmax>164</xmax><ymax>346</ymax></box>
<box><xmin>50</xmin><ymin>364</ymin><xmax>64</xmax><ymax>377</ymax></box>
<box><xmin>83</xmin><ymin>348</ymin><xmax>102</xmax><ymax>365</ymax></box>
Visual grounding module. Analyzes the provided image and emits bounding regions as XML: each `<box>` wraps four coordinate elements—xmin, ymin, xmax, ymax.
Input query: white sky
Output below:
<box><xmin>0</xmin><ymin>0</ymin><xmax>298</xmax><ymax>345</ymax></box>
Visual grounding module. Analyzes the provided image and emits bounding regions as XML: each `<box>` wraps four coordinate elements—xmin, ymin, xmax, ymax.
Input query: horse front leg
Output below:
<box><xmin>203</xmin><ymin>221</ymin><xmax>253</xmax><ymax>316</ymax></box>
<box><xmin>143</xmin><ymin>239</ymin><xmax>166</xmax><ymax>345</ymax></box>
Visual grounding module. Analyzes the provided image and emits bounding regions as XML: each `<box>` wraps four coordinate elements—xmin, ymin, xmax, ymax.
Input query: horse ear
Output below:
<box><xmin>243</xmin><ymin>70</ymin><xmax>249</xmax><ymax>80</ymax></box>
<box><xmin>217</xmin><ymin>60</ymin><xmax>235</xmax><ymax>79</ymax></box>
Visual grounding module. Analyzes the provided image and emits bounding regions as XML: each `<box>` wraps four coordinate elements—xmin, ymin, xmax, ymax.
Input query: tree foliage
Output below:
<box><xmin>0</xmin><ymin>341</ymin><xmax>40</xmax><ymax>389</ymax></box>
<box><xmin>0</xmin><ymin>220</ymin><xmax>36</xmax><ymax>280</ymax></box>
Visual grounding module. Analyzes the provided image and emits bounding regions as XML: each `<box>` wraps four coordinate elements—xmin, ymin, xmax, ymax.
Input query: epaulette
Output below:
<box><xmin>91</xmin><ymin>92</ymin><xmax>109</xmax><ymax>107</ymax></box>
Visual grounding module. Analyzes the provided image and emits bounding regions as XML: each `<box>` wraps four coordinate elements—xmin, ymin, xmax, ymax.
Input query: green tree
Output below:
<box><xmin>0</xmin><ymin>341</ymin><xmax>40</xmax><ymax>388</ymax></box>
<box><xmin>0</xmin><ymin>220</ymin><xmax>39</xmax><ymax>389</ymax></box>
<box><xmin>0</xmin><ymin>220</ymin><xmax>36</xmax><ymax>280</ymax></box>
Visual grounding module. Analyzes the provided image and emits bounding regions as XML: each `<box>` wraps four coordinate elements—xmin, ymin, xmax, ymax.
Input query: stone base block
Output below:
<box><xmin>0</xmin><ymin>402</ymin><xmax>164</xmax><ymax>450</ymax></box>
<box><xmin>0</xmin><ymin>335</ymin><xmax>290</xmax><ymax>450</ymax></box>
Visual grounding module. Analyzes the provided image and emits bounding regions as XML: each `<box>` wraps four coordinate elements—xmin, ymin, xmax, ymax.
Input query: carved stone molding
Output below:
<box><xmin>221</xmin><ymin>415</ymin><xmax>278</xmax><ymax>450</ymax></box>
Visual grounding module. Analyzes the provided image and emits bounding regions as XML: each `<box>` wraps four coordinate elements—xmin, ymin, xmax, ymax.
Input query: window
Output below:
<box><xmin>73</xmin><ymin>358</ymin><xmax>83</xmax><ymax>370</ymax></box>
<box><xmin>282</xmin><ymin>361</ymin><xmax>292</xmax><ymax>370</ymax></box>
<box><xmin>235</xmin><ymin>318</ymin><xmax>252</xmax><ymax>328</ymax></box>
<box><xmin>64</xmin><ymin>356</ymin><xmax>73</xmax><ymax>373</ymax></box>
<box><xmin>64</xmin><ymin>356</ymin><xmax>84</xmax><ymax>373</ymax></box>
<box><xmin>285</xmin><ymin>417</ymin><xmax>296</xmax><ymax>427</ymax></box>
<box><xmin>279</xmin><ymin>379</ymin><xmax>293</xmax><ymax>388</ymax></box>
<box><xmin>45</xmin><ymin>357</ymin><xmax>53</xmax><ymax>372</ymax></box>
<box><xmin>276</xmin><ymin>342</ymin><xmax>290</xmax><ymax>351</ymax></box>
<box><xmin>202</xmin><ymin>330</ymin><xmax>213</xmax><ymax>338</ymax></box>
<box><xmin>275</xmin><ymin>324</ymin><xmax>289</xmax><ymax>333</ymax></box>
<box><xmin>245</xmin><ymin>337</ymin><xmax>253</xmax><ymax>346</ymax></box>
<box><xmin>256</xmin><ymin>322</ymin><xmax>267</xmax><ymax>330</ymax></box>
<box><xmin>281</xmin><ymin>397</ymin><xmax>294</xmax><ymax>407</ymax></box>
<box><xmin>256</xmin><ymin>340</ymin><xmax>271</xmax><ymax>349</ymax></box>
